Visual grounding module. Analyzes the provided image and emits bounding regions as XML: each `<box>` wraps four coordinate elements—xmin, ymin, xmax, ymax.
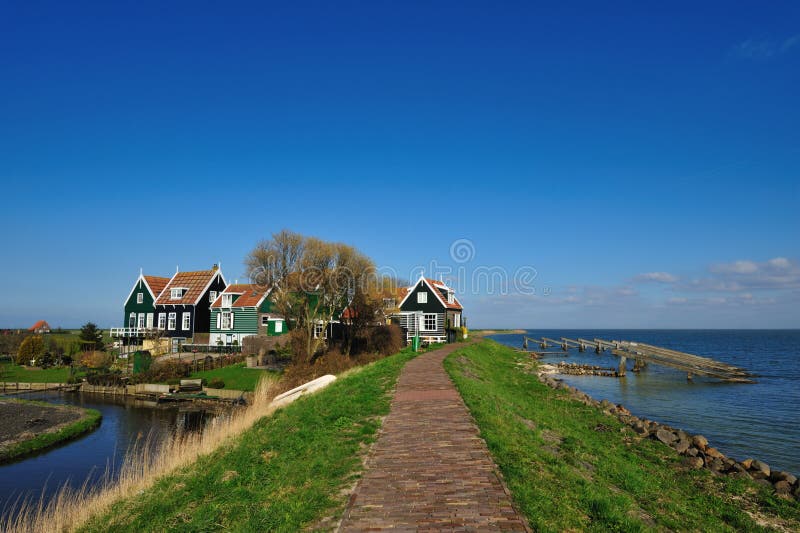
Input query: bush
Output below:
<box><xmin>365</xmin><ymin>325</ymin><xmax>403</xmax><ymax>356</ymax></box>
<box><xmin>208</xmin><ymin>378</ymin><xmax>225</xmax><ymax>389</ymax></box>
<box><xmin>86</xmin><ymin>371</ymin><xmax>127</xmax><ymax>387</ymax></box>
<box><xmin>134</xmin><ymin>360</ymin><xmax>191</xmax><ymax>384</ymax></box>
<box><xmin>80</xmin><ymin>350</ymin><xmax>114</xmax><ymax>369</ymax></box>
<box><xmin>16</xmin><ymin>336</ymin><xmax>45</xmax><ymax>365</ymax></box>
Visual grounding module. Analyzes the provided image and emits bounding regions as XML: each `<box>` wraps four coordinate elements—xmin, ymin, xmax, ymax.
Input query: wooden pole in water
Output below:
<box><xmin>618</xmin><ymin>355</ymin><xmax>627</xmax><ymax>377</ymax></box>
<box><xmin>523</xmin><ymin>337</ymin><xmax>528</xmax><ymax>350</ymax></box>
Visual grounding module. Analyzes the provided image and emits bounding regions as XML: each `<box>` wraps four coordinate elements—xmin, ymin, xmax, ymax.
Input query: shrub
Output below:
<box><xmin>365</xmin><ymin>325</ymin><xmax>403</xmax><ymax>356</ymax></box>
<box><xmin>80</xmin><ymin>350</ymin><xmax>114</xmax><ymax>369</ymax></box>
<box><xmin>86</xmin><ymin>371</ymin><xmax>126</xmax><ymax>387</ymax></box>
<box><xmin>208</xmin><ymin>377</ymin><xmax>225</xmax><ymax>389</ymax></box>
<box><xmin>16</xmin><ymin>336</ymin><xmax>45</xmax><ymax>365</ymax></box>
<box><xmin>134</xmin><ymin>360</ymin><xmax>191</xmax><ymax>384</ymax></box>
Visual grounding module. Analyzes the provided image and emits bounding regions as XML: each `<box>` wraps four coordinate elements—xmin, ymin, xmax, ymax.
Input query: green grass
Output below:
<box><xmin>445</xmin><ymin>340</ymin><xmax>800</xmax><ymax>532</ymax></box>
<box><xmin>0</xmin><ymin>362</ymin><xmax>80</xmax><ymax>383</ymax></box>
<box><xmin>0</xmin><ymin>400</ymin><xmax>101</xmax><ymax>463</ymax></box>
<box><xmin>187</xmin><ymin>362</ymin><xmax>279</xmax><ymax>392</ymax></box>
<box><xmin>79</xmin><ymin>347</ymin><xmax>419</xmax><ymax>532</ymax></box>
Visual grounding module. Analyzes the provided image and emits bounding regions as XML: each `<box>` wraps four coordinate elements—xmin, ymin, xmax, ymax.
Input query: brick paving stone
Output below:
<box><xmin>339</xmin><ymin>344</ymin><xmax>529</xmax><ymax>532</ymax></box>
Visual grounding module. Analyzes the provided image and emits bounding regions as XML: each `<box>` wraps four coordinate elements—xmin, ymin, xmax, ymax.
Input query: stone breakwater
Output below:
<box><xmin>556</xmin><ymin>362</ymin><xmax>619</xmax><ymax>378</ymax></box>
<box><xmin>537</xmin><ymin>373</ymin><xmax>800</xmax><ymax>502</ymax></box>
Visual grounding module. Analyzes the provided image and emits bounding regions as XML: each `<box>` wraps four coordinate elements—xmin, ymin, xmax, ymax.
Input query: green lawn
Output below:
<box><xmin>80</xmin><ymin>346</ymin><xmax>418</xmax><ymax>532</ymax></box>
<box><xmin>444</xmin><ymin>340</ymin><xmax>800</xmax><ymax>532</ymax></box>
<box><xmin>0</xmin><ymin>362</ymin><xmax>78</xmax><ymax>383</ymax></box>
<box><xmin>188</xmin><ymin>362</ymin><xmax>279</xmax><ymax>392</ymax></box>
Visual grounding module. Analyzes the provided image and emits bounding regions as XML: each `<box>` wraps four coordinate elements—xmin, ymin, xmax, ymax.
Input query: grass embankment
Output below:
<box><xmin>445</xmin><ymin>340</ymin><xmax>800</xmax><ymax>532</ymax></box>
<box><xmin>187</xmin><ymin>362</ymin><xmax>279</xmax><ymax>392</ymax></box>
<box><xmin>0</xmin><ymin>362</ymin><xmax>80</xmax><ymax>383</ymax></box>
<box><xmin>77</xmin><ymin>346</ymin><xmax>418</xmax><ymax>532</ymax></box>
<box><xmin>0</xmin><ymin>400</ymin><xmax>101</xmax><ymax>463</ymax></box>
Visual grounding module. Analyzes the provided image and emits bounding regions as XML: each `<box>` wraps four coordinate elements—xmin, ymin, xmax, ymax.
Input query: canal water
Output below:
<box><xmin>490</xmin><ymin>329</ymin><xmax>800</xmax><ymax>474</ymax></box>
<box><xmin>0</xmin><ymin>391</ymin><xmax>216</xmax><ymax>517</ymax></box>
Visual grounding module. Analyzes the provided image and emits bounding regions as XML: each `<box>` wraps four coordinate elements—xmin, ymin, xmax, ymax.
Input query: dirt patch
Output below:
<box><xmin>0</xmin><ymin>399</ymin><xmax>82</xmax><ymax>447</ymax></box>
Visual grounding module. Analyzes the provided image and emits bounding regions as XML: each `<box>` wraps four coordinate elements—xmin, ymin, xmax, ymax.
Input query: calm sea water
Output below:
<box><xmin>489</xmin><ymin>330</ymin><xmax>800</xmax><ymax>474</ymax></box>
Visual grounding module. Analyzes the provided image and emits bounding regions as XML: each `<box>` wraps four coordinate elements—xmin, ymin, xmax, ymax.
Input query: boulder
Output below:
<box><xmin>740</xmin><ymin>458</ymin><xmax>753</xmax><ymax>470</ymax></box>
<box><xmin>600</xmin><ymin>399</ymin><xmax>613</xmax><ymax>410</ymax></box>
<box><xmin>770</xmin><ymin>471</ymin><xmax>797</xmax><ymax>486</ymax></box>
<box><xmin>686</xmin><ymin>447</ymin><xmax>699</xmax><ymax>457</ymax></box>
<box><xmin>616</xmin><ymin>404</ymin><xmax>630</xmax><ymax>416</ymax></box>
<box><xmin>774</xmin><ymin>481</ymin><xmax>792</xmax><ymax>494</ymax></box>
<box><xmin>691</xmin><ymin>435</ymin><xmax>709</xmax><ymax>451</ymax></box>
<box><xmin>754</xmin><ymin>478</ymin><xmax>773</xmax><ymax>489</ymax></box>
<box><xmin>750</xmin><ymin>460</ymin><xmax>770</xmax><ymax>478</ymax></box>
<box><xmin>673</xmin><ymin>439</ymin><xmax>691</xmax><ymax>455</ymax></box>
<box><xmin>709</xmin><ymin>458</ymin><xmax>724</xmax><ymax>472</ymax></box>
<box><xmin>632</xmin><ymin>422</ymin><xmax>649</xmax><ymax>437</ymax></box>
<box><xmin>682</xmin><ymin>456</ymin><xmax>704</xmax><ymax>469</ymax></box>
<box><xmin>656</xmin><ymin>428</ymin><xmax>678</xmax><ymax>446</ymax></box>
<box><xmin>704</xmin><ymin>447</ymin><xmax>723</xmax><ymax>459</ymax></box>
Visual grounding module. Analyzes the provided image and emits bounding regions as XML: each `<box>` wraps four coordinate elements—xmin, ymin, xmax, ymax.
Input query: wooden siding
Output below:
<box><xmin>399</xmin><ymin>280</ymin><xmax>446</xmax><ymax>314</ymax></box>
<box><xmin>124</xmin><ymin>278</ymin><xmax>156</xmax><ymax>326</ymax></box>
<box><xmin>210</xmin><ymin>307</ymin><xmax>259</xmax><ymax>335</ymax></box>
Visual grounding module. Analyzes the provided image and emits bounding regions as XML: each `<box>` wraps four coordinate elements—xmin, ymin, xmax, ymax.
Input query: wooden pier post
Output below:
<box><xmin>618</xmin><ymin>355</ymin><xmax>627</xmax><ymax>377</ymax></box>
<box><xmin>523</xmin><ymin>338</ymin><xmax>528</xmax><ymax>350</ymax></box>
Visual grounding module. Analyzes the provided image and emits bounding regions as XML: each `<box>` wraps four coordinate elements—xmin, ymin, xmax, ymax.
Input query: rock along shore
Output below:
<box><xmin>536</xmin><ymin>371</ymin><xmax>800</xmax><ymax>502</ymax></box>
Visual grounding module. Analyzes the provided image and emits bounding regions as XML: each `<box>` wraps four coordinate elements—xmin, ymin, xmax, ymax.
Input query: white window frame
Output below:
<box><xmin>261</xmin><ymin>315</ymin><xmax>269</xmax><ymax>326</ymax></box>
<box><xmin>221</xmin><ymin>311</ymin><xmax>232</xmax><ymax>330</ymax></box>
<box><xmin>447</xmin><ymin>291</ymin><xmax>454</xmax><ymax>304</ymax></box>
<box><xmin>209</xmin><ymin>291</ymin><xmax>217</xmax><ymax>303</ymax></box>
<box><xmin>221</xmin><ymin>293</ymin><xmax>233</xmax><ymax>307</ymax></box>
<box><xmin>137</xmin><ymin>292</ymin><xmax>144</xmax><ymax>304</ymax></box>
<box><xmin>129</xmin><ymin>312</ymin><xmax>136</xmax><ymax>328</ymax></box>
<box><xmin>383</xmin><ymin>298</ymin><xmax>396</xmax><ymax>309</ymax></box>
<box><xmin>168</xmin><ymin>312</ymin><xmax>176</xmax><ymax>330</ymax></box>
<box><xmin>158</xmin><ymin>313</ymin><xmax>166</xmax><ymax>330</ymax></box>
<box><xmin>274</xmin><ymin>320</ymin><xmax>283</xmax><ymax>333</ymax></box>
<box><xmin>313</xmin><ymin>322</ymin><xmax>327</xmax><ymax>339</ymax></box>
<box><xmin>417</xmin><ymin>291</ymin><xmax>427</xmax><ymax>304</ymax></box>
<box><xmin>170</xmin><ymin>288</ymin><xmax>183</xmax><ymax>300</ymax></box>
<box><xmin>146</xmin><ymin>313</ymin><xmax>154</xmax><ymax>329</ymax></box>
<box><xmin>182</xmin><ymin>312</ymin><xmax>191</xmax><ymax>331</ymax></box>
<box><xmin>454</xmin><ymin>314</ymin><xmax>461</xmax><ymax>328</ymax></box>
<box><xmin>137</xmin><ymin>313</ymin><xmax>146</xmax><ymax>329</ymax></box>
<box><xmin>422</xmin><ymin>313</ymin><xmax>437</xmax><ymax>331</ymax></box>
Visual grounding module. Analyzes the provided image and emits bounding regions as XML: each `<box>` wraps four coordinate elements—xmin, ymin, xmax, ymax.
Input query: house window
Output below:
<box><xmin>168</xmin><ymin>312</ymin><xmax>176</xmax><ymax>330</ymax></box>
<box><xmin>447</xmin><ymin>291</ymin><xmax>454</xmax><ymax>304</ymax></box>
<box><xmin>209</xmin><ymin>291</ymin><xmax>217</xmax><ymax>303</ymax></box>
<box><xmin>274</xmin><ymin>321</ymin><xmax>283</xmax><ymax>333</ymax></box>
<box><xmin>383</xmin><ymin>298</ymin><xmax>396</xmax><ymax>309</ymax></box>
<box><xmin>422</xmin><ymin>313</ymin><xmax>437</xmax><ymax>331</ymax></box>
<box><xmin>313</xmin><ymin>323</ymin><xmax>327</xmax><ymax>339</ymax></box>
<box><xmin>129</xmin><ymin>312</ymin><xmax>136</xmax><ymax>328</ymax></box>
<box><xmin>137</xmin><ymin>292</ymin><xmax>144</xmax><ymax>304</ymax></box>
<box><xmin>158</xmin><ymin>313</ymin><xmax>166</xmax><ymax>330</ymax></box>
<box><xmin>417</xmin><ymin>292</ymin><xmax>427</xmax><ymax>304</ymax></box>
<box><xmin>182</xmin><ymin>312</ymin><xmax>191</xmax><ymax>330</ymax></box>
<box><xmin>146</xmin><ymin>313</ymin><xmax>154</xmax><ymax>328</ymax></box>
<box><xmin>261</xmin><ymin>315</ymin><xmax>269</xmax><ymax>326</ymax></box>
<box><xmin>137</xmin><ymin>313</ymin><xmax>145</xmax><ymax>329</ymax></box>
<box><xmin>221</xmin><ymin>294</ymin><xmax>233</xmax><ymax>307</ymax></box>
<box><xmin>170</xmin><ymin>288</ymin><xmax>183</xmax><ymax>299</ymax></box>
<box><xmin>221</xmin><ymin>311</ymin><xmax>232</xmax><ymax>330</ymax></box>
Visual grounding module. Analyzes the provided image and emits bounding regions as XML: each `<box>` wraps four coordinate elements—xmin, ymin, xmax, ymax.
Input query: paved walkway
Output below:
<box><xmin>339</xmin><ymin>343</ymin><xmax>529</xmax><ymax>532</ymax></box>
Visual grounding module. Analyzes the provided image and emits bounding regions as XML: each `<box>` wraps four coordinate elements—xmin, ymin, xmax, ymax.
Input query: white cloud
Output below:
<box><xmin>768</xmin><ymin>257</ymin><xmax>791</xmax><ymax>269</ymax></box>
<box><xmin>711</xmin><ymin>259</ymin><xmax>759</xmax><ymax>274</ymax></box>
<box><xmin>634</xmin><ymin>271</ymin><xmax>678</xmax><ymax>283</ymax></box>
<box><xmin>733</xmin><ymin>34</ymin><xmax>800</xmax><ymax>59</ymax></box>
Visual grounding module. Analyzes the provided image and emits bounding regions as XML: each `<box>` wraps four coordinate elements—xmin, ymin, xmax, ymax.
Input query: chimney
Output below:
<box><xmin>212</xmin><ymin>263</ymin><xmax>218</xmax><ymax>271</ymax></box>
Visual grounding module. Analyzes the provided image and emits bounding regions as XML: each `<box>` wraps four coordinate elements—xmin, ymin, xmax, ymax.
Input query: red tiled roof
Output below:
<box><xmin>210</xmin><ymin>284</ymin><xmax>269</xmax><ymax>308</ymax></box>
<box><xmin>424</xmin><ymin>278</ymin><xmax>463</xmax><ymax>310</ymax></box>
<box><xmin>144</xmin><ymin>276</ymin><xmax>170</xmax><ymax>299</ymax></box>
<box><xmin>29</xmin><ymin>320</ymin><xmax>50</xmax><ymax>331</ymax></box>
<box><xmin>156</xmin><ymin>270</ymin><xmax>220</xmax><ymax>305</ymax></box>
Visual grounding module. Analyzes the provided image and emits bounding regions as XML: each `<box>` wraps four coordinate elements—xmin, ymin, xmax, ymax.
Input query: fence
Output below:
<box><xmin>181</xmin><ymin>344</ymin><xmax>242</xmax><ymax>354</ymax></box>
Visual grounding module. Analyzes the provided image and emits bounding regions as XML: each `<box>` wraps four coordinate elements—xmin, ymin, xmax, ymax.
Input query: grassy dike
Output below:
<box><xmin>0</xmin><ymin>401</ymin><xmax>101</xmax><ymax>463</ymax></box>
<box><xmin>78</xmin><ymin>347</ymin><xmax>419</xmax><ymax>532</ymax></box>
<box><xmin>444</xmin><ymin>340</ymin><xmax>800</xmax><ymax>532</ymax></box>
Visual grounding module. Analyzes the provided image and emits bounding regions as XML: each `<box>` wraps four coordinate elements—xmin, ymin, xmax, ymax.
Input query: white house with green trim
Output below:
<box><xmin>209</xmin><ymin>284</ymin><xmax>286</xmax><ymax>346</ymax></box>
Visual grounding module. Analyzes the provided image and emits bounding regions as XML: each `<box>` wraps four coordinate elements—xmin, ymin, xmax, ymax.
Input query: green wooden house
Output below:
<box><xmin>209</xmin><ymin>284</ymin><xmax>286</xmax><ymax>346</ymax></box>
<box><xmin>117</xmin><ymin>271</ymin><xmax>171</xmax><ymax>332</ymax></box>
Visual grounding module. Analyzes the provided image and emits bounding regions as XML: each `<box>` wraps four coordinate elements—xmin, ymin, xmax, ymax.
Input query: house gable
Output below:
<box><xmin>399</xmin><ymin>279</ymin><xmax>446</xmax><ymax>313</ymax></box>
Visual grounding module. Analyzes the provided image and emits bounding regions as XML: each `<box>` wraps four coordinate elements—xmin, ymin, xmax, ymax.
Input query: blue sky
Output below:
<box><xmin>1</xmin><ymin>1</ymin><xmax>798</xmax><ymax>329</ymax></box>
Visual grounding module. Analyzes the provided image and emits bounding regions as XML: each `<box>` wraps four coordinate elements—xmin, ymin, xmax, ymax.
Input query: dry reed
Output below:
<box><xmin>2</xmin><ymin>377</ymin><xmax>279</xmax><ymax>533</ymax></box>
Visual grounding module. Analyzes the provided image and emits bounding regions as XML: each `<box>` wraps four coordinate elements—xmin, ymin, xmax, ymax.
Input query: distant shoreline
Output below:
<box><xmin>472</xmin><ymin>329</ymin><xmax>526</xmax><ymax>336</ymax></box>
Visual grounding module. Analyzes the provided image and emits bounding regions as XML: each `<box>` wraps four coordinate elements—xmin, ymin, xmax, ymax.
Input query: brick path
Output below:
<box><xmin>339</xmin><ymin>343</ymin><xmax>529</xmax><ymax>532</ymax></box>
